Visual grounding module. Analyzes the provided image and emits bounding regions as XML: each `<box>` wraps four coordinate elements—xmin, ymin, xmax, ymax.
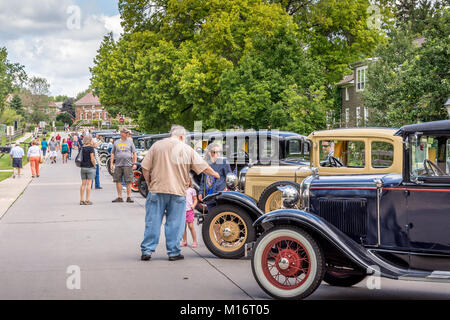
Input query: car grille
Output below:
<box><xmin>317</xmin><ymin>198</ymin><xmax>368</xmax><ymax>237</ymax></box>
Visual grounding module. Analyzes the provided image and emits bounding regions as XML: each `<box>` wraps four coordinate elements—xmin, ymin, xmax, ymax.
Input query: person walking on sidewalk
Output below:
<box><xmin>41</xmin><ymin>138</ymin><xmax>48</xmax><ymax>157</ymax></box>
<box><xmin>48</xmin><ymin>137</ymin><xmax>58</xmax><ymax>164</ymax></box>
<box><xmin>61</xmin><ymin>139</ymin><xmax>69</xmax><ymax>163</ymax></box>
<box><xmin>91</xmin><ymin>139</ymin><xmax>102</xmax><ymax>190</ymax></box>
<box><xmin>67</xmin><ymin>136</ymin><xmax>73</xmax><ymax>160</ymax></box>
<box><xmin>10</xmin><ymin>143</ymin><xmax>24</xmax><ymax>179</ymax></box>
<box><xmin>79</xmin><ymin>136</ymin><xmax>97</xmax><ymax>205</ymax></box>
<box><xmin>110</xmin><ymin>128</ymin><xmax>137</xmax><ymax>203</ymax></box>
<box><xmin>55</xmin><ymin>134</ymin><xmax>61</xmax><ymax>152</ymax></box>
<box><xmin>27</xmin><ymin>140</ymin><xmax>42</xmax><ymax>178</ymax></box>
<box><xmin>140</xmin><ymin>125</ymin><xmax>220</xmax><ymax>262</ymax></box>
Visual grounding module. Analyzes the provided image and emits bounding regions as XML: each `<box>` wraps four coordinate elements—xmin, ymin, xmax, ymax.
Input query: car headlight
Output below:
<box><xmin>278</xmin><ymin>185</ymin><xmax>300</xmax><ymax>209</ymax></box>
<box><xmin>226</xmin><ymin>173</ymin><xmax>238</xmax><ymax>189</ymax></box>
<box><xmin>299</xmin><ymin>175</ymin><xmax>314</xmax><ymax>211</ymax></box>
<box><xmin>238</xmin><ymin>167</ymin><xmax>248</xmax><ymax>191</ymax></box>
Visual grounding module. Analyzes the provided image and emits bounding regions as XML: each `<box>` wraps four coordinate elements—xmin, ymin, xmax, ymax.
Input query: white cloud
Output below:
<box><xmin>0</xmin><ymin>0</ymin><xmax>123</xmax><ymax>97</ymax></box>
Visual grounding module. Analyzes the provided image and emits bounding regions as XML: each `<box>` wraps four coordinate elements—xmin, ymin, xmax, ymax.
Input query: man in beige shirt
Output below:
<box><xmin>140</xmin><ymin>125</ymin><xmax>219</xmax><ymax>261</ymax></box>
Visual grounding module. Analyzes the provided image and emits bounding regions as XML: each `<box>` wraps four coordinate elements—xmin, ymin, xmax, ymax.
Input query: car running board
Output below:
<box><xmin>399</xmin><ymin>271</ymin><xmax>450</xmax><ymax>283</ymax></box>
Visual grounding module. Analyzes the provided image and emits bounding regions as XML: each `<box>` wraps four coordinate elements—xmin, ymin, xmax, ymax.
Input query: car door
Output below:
<box><xmin>407</xmin><ymin>135</ymin><xmax>450</xmax><ymax>271</ymax></box>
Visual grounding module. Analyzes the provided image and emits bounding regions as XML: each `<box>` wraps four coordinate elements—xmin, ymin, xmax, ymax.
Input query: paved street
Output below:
<box><xmin>0</xmin><ymin>150</ymin><xmax>449</xmax><ymax>300</ymax></box>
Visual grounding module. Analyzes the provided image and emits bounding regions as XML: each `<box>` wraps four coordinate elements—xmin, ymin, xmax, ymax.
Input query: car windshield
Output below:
<box><xmin>410</xmin><ymin>134</ymin><xmax>450</xmax><ymax>179</ymax></box>
<box><xmin>319</xmin><ymin>140</ymin><xmax>365</xmax><ymax>168</ymax></box>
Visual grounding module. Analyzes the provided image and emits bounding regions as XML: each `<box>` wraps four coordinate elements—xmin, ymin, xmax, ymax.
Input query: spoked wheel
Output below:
<box><xmin>202</xmin><ymin>204</ymin><xmax>255</xmax><ymax>259</ymax></box>
<box><xmin>251</xmin><ymin>226</ymin><xmax>325</xmax><ymax>300</ymax></box>
<box><xmin>323</xmin><ymin>270</ymin><xmax>366</xmax><ymax>287</ymax></box>
<box><xmin>131</xmin><ymin>170</ymin><xmax>141</xmax><ymax>192</ymax></box>
<box><xmin>99</xmin><ymin>154</ymin><xmax>108</xmax><ymax>166</ymax></box>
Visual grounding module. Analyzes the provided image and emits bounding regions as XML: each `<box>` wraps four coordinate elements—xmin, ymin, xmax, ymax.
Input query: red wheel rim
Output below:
<box><xmin>261</xmin><ymin>236</ymin><xmax>311</xmax><ymax>290</ymax></box>
<box><xmin>132</xmin><ymin>171</ymin><xmax>141</xmax><ymax>190</ymax></box>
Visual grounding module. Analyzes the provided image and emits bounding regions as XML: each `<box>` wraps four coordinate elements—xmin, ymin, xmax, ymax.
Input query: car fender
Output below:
<box><xmin>253</xmin><ymin>209</ymin><xmax>415</xmax><ymax>280</ymax></box>
<box><xmin>204</xmin><ymin>191</ymin><xmax>264</xmax><ymax>222</ymax></box>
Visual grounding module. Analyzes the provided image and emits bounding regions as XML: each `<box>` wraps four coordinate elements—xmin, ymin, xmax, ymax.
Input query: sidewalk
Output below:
<box><xmin>0</xmin><ymin>132</ymin><xmax>46</xmax><ymax>219</ymax></box>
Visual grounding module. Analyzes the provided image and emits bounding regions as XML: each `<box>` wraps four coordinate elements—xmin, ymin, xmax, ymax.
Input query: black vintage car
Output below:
<box><xmin>248</xmin><ymin>120</ymin><xmax>450</xmax><ymax>299</ymax></box>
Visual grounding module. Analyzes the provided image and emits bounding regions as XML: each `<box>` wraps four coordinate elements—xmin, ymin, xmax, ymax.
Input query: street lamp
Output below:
<box><xmin>445</xmin><ymin>97</ymin><xmax>450</xmax><ymax>119</ymax></box>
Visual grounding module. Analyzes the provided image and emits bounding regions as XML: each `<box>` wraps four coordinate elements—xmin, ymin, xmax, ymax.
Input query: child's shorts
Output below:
<box><xmin>186</xmin><ymin>209</ymin><xmax>195</xmax><ymax>223</ymax></box>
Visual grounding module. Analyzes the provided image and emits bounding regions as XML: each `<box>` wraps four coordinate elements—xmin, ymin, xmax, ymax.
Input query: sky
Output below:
<box><xmin>0</xmin><ymin>0</ymin><xmax>124</xmax><ymax>98</ymax></box>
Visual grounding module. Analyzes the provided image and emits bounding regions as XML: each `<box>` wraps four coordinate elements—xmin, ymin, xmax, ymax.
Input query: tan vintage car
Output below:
<box><xmin>245</xmin><ymin>128</ymin><xmax>403</xmax><ymax>212</ymax></box>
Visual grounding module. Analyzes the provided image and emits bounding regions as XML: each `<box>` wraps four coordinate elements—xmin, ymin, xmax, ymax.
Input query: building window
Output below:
<box><xmin>364</xmin><ymin>107</ymin><xmax>369</xmax><ymax>125</ymax></box>
<box><xmin>356</xmin><ymin>66</ymin><xmax>367</xmax><ymax>91</ymax></box>
<box><xmin>104</xmin><ymin>112</ymin><xmax>107</xmax><ymax>120</ymax></box>
<box><xmin>356</xmin><ymin>107</ymin><xmax>361</xmax><ymax>127</ymax></box>
<box><xmin>345</xmin><ymin>87</ymin><xmax>349</xmax><ymax>101</ymax></box>
<box><xmin>345</xmin><ymin>108</ymin><xmax>350</xmax><ymax>127</ymax></box>
<box><xmin>80</xmin><ymin>113</ymin><xmax>83</xmax><ymax>120</ymax></box>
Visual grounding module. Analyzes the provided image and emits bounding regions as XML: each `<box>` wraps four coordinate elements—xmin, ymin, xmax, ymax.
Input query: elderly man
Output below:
<box><xmin>140</xmin><ymin>125</ymin><xmax>220</xmax><ymax>261</ymax></box>
<box><xmin>10</xmin><ymin>143</ymin><xmax>25</xmax><ymax>178</ymax></box>
<box><xmin>110</xmin><ymin>128</ymin><xmax>137</xmax><ymax>203</ymax></box>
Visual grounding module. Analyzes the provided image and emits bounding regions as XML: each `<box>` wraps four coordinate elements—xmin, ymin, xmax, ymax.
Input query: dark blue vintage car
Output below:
<box><xmin>248</xmin><ymin>120</ymin><xmax>450</xmax><ymax>299</ymax></box>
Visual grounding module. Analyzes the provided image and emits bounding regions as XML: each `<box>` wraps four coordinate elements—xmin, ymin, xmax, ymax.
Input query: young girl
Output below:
<box><xmin>181</xmin><ymin>180</ymin><xmax>198</xmax><ymax>248</ymax></box>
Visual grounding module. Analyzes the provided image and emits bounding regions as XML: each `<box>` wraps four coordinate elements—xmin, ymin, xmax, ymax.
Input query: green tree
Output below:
<box><xmin>0</xmin><ymin>108</ymin><xmax>22</xmax><ymax>126</ymax></box>
<box><xmin>268</xmin><ymin>0</ymin><xmax>393</xmax><ymax>84</ymax></box>
<box><xmin>92</xmin><ymin>0</ymin><xmax>330</xmax><ymax>133</ymax></box>
<box><xmin>0</xmin><ymin>47</ymin><xmax>27</xmax><ymax>112</ymax></box>
<box><xmin>363</xmin><ymin>7</ymin><xmax>450</xmax><ymax>127</ymax></box>
<box><xmin>9</xmin><ymin>94</ymin><xmax>24</xmax><ymax>116</ymax></box>
<box><xmin>56</xmin><ymin>112</ymin><xmax>74</xmax><ymax>126</ymax></box>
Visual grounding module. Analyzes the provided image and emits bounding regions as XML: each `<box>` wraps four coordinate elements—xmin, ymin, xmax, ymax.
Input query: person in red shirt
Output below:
<box><xmin>56</xmin><ymin>134</ymin><xmax>61</xmax><ymax>152</ymax></box>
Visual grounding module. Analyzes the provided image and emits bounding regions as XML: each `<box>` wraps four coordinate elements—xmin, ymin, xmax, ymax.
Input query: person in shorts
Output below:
<box><xmin>10</xmin><ymin>143</ymin><xmax>24</xmax><ymax>178</ymax></box>
<box><xmin>79</xmin><ymin>135</ymin><xmax>97</xmax><ymax>205</ymax></box>
<box><xmin>48</xmin><ymin>137</ymin><xmax>58</xmax><ymax>164</ymax></box>
<box><xmin>110</xmin><ymin>128</ymin><xmax>137</xmax><ymax>203</ymax></box>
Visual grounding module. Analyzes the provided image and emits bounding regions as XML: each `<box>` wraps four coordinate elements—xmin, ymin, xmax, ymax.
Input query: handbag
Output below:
<box><xmin>75</xmin><ymin>147</ymin><xmax>84</xmax><ymax>167</ymax></box>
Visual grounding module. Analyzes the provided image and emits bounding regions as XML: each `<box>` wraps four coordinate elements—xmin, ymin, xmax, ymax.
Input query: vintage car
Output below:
<box><xmin>250</xmin><ymin>119</ymin><xmax>450</xmax><ymax>299</ymax></box>
<box><xmin>201</xmin><ymin>128</ymin><xmax>403</xmax><ymax>259</ymax></box>
<box><xmin>135</xmin><ymin>130</ymin><xmax>310</xmax><ymax>198</ymax></box>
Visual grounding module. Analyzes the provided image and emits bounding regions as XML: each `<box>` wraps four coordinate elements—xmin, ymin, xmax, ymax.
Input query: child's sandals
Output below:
<box><xmin>180</xmin><ymin>241</ymin><xmax>187</xmax><ymax>247</ymax></box>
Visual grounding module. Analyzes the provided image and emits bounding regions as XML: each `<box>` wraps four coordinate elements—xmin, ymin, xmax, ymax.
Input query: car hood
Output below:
<box><xmin>311</xmin><ymin>173</ymin><xmax>403</xmax><ymax>188</ymax></box>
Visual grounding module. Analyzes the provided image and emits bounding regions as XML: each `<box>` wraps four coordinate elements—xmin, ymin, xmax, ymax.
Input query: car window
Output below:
<box><xmin>410</xmin><ymin>135</ymin><xmax>450</xmax><ymax>179</ymax></box>
<box><xmin>286</xmin><ymin>139</ymin><xmax>310</xmax><ymax>161</ymax></box>
<box><xmin>371</xmin><ymin>141</ymin><xmax>394</xmax><ymax>168</ymax></box>
<box><xmin>320</xmin><ymin>140</ymin><xmax>365</xmax><ymax>168</ymax></box>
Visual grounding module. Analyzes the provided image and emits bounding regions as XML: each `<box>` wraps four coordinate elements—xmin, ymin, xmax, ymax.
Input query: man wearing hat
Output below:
<box><xmin>110</xmin><ymin>128</ymin><xmax>137</xmax><ymax>202</ymax></box>
<box><xmin>10</xmin><ymin>143</ymin><xmax>25</xmax><ymax>178</ymax></box>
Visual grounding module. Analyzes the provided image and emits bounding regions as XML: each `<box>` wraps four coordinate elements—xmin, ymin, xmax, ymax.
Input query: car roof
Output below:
<box><xmin>394</xmin><ymin>120</ymin><xmax>450</xmax><ymax>136</ymax></box>
<box><xmin>188</xmin><ymin>131</ymin><xmax>306</xmax><ymax>139</ymax></box>
<box><xmin>308</xmin><ymin>127</ymin><xmax>398</xmax><ymax>139</ymax></box>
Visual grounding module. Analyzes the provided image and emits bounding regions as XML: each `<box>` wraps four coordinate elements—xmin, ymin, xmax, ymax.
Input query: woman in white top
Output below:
<box><xmin>27</xmin><ymin>140</ymin><xmax>42</xmax><ymax>178</ymax></box>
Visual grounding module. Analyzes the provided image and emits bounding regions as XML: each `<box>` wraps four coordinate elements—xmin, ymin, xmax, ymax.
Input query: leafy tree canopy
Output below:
<box><xmin>363</xmin><ymin>7</ymin><xmax>449</xmax><ymax>127</ymax></box>
<box><xmin>92</xmin><ymin>0</ymin><xmax>331</xmax><ymax>134</ymax></box>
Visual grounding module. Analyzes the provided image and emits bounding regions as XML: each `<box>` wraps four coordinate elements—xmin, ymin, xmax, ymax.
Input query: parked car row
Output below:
<box><xmin>200</xmin><ymin>120</ymin><xmax>450</xmax><ymax>300</ymax></box>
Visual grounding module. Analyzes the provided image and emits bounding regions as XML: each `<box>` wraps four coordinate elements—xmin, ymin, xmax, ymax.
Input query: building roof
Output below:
<box><xmin>75</xmin><ymin>91</ymin><xmax>101</xmax><ymax>106</ymax></box>
<box><xmin>336</xmin><ymin>74</ymin><xmax>354</xmax><ymax>86</ymax></box>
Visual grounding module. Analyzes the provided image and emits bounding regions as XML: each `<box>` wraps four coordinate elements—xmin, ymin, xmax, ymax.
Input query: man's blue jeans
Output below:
<box><xmin>141</xmin><ymin>193</ymin><xmax>187</xmax><ymax>257</ymax></box>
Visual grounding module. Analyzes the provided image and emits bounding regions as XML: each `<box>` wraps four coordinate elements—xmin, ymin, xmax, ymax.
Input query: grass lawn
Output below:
<box><xmin>0</xmin><ymin>172</ymin><xmax>12</xmax><ymax>182</ymax></box>
<box><xmin>0</xmin><ymin>153</ymin><xmax>29</xmax><ymax>182</ymax></box>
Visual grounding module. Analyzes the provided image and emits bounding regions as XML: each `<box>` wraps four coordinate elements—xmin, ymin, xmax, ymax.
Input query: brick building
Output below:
<box><xmin>74</xmin><ymin>91</ymin><xmax>111</xmax><ymax>122</ymax></box>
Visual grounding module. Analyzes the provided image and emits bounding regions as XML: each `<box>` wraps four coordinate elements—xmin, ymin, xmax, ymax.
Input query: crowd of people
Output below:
<box><xmin>10</xmin><ymin>125</ymin><xmax>232</xmax><ymax>262</ymax></box>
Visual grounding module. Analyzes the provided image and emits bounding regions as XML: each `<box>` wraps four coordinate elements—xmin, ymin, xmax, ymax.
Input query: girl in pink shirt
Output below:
<box><xmin>181</xmin><ymin>180</ymin><xmax>198</xmax><ymax>247</ymax></box>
